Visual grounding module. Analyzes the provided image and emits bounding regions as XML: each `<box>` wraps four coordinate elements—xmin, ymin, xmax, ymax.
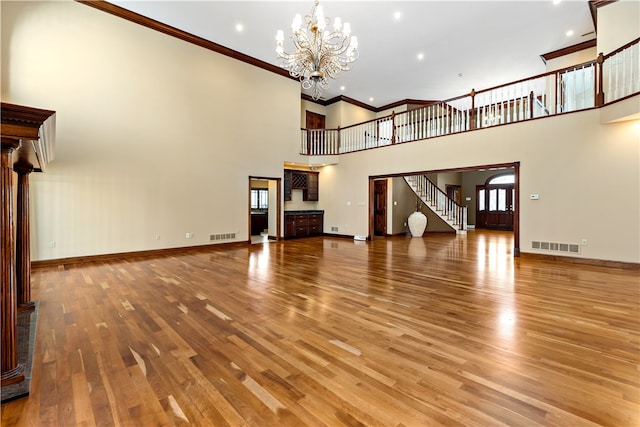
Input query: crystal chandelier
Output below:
<box><xmin>276</xmin><ymin>0</ymin><xmax>359</xmax><ymax>100</ymax></box>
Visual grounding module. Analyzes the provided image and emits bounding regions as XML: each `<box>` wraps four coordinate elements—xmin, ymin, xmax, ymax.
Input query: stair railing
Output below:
<box><xmin>405</xmin><ymin>175</ymin><xmax>467</xmax><ymax>231</ymax></box>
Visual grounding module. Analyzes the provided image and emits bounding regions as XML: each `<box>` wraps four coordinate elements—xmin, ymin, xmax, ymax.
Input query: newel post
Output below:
<box><xmin>529</xmin><ymin>91</ymin><xmax>535</xmax><ymax>118</ymax></box>
<box><xmin>337</xmin><ymin>126</ymin><xmax>341</xmax><ymax>155</ymax></box>
<box><xmin>596</xmin><ymin>52</ymin><xmax>605</xmax><ymax>107</ymax></box>
<box><xmin>469</xmin><ymin>89</ymin><xmax>476</xmax><ymax>130</ymax></box>
<box><xmin>391</xmin><ymin>111</ymin><xmax>396</xmax><ymax>144</ymax></box>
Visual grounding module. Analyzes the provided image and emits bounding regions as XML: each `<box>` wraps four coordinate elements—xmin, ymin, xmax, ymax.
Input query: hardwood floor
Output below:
<box><xmin>1</xmin><ymin>230</ymin><xmax>638</xmax><ymax>426</ymax></box>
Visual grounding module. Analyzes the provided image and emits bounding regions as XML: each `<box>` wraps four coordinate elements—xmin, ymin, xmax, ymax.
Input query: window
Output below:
<box><xmin>488</xmin><ymin>174</ymin><xmax>515</xmax><ymax>185</ymax></box>
<box><xmin>251</xmin><ymin>189</ymin><xmax>269</xmax><ymax>209</ymax></box>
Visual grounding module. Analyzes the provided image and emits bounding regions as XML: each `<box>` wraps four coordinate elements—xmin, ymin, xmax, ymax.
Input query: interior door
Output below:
<box><xmin>306</xmin><ymin>110</ymin><xmax>326</xmax><ymax>155</ymax></box>
<box><xmin>446</xmin><ymin>185</ymin><xmax>461</xmax><ymax>204</ymax></box>
<box><xmin>374</xmin><ymin>180</ymin><xmax>387</xmax><ymax>236</ymax></box>
<box><xmin>478</xmin><ymin>184</ymin><xmax>514</xmax><ymax>230</ymax></box>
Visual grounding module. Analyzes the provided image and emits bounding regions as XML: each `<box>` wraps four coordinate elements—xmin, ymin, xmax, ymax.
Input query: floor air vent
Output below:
<box><xmin>210</xmin><ymin>233</ymin><xmax>236</xmax><ymax>241</ymax></box>
<box><xmin>531</xmin><ymin>241</ymin><xmax>580</xmax><ymax>253</ymax></box>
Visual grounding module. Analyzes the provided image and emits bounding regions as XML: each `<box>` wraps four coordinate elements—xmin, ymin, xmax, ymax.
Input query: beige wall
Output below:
<box><xmin>545</xmin><ymin>47</ymin><xmax>597</xmax><ymax>72</ymax></box>
<box><xmin>597</xmin><ymin>0</ymin><xmax>640</xmax><ymax>56</ymax></box>
<box><xmin>301</xmin><ymin>98</ymin><xmax>376</xmax><ymax>130</ymax></box>
<box><xmin>2</xmin><ymin>1</ymin><xmax>300</xmax><ymax>260</ymax></box>
<box><xmin>377</xmin><ymin>105</ymin><xmax>407</xmax><ymax>118</ymax></box>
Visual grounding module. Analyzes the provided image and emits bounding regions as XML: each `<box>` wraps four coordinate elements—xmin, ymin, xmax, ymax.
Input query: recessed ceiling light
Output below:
<box><xmin>340</xmin><ymin>86</ymin><xmax>346</xmax><ymax>91</ymax></box>
<box><xmin>393</xmin><ymin>11</ymin><xmax>402</xmax><ymax>21</ymax></box>
<box><xmin>553</xmin><ymin>0</ymin><xmax>561</xmax><ymax>4</ymax></box>
<box><xmin>235</xmin><ymin>23</ymin><xmax>244</xmax><ymax>33</ymax></box>
<box><xmin>417</xmin><ymin>53</ymin><xmax>424</xmax><ymax>61</ymax></box>
<box><xmin>369</xmin><ymin>97</ymin><xmax>374</xmax><ymax>102</ymax></box>
<box><xmin>566</xmin><ymin>29</ymin><xmax>574</xmax><ymax>37</ymax></box>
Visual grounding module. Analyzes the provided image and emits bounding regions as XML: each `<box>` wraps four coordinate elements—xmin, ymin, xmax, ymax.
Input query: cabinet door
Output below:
<box><xmin>285</xmin><ymin>217</ymin><xmax>296</xmax><ymax>237</ymax></box>
<box><xmin>308</xmin><ymin>214</ymin><xmax>323</xmax><ymax>236</ymax></box>
<box><xmin>304</xmin><ymin>172</ymin><xmax>319</xmax><ymax>201</ymax></box>
<box><xmin>284</xmin><ymin>170</ymin><xmax>292</xmax><ymax>201</ymax></box>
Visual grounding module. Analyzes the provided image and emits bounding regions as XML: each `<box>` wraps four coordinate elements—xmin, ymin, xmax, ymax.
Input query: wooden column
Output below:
<box><xmin>1</xmin><ymin>103</ymin><xmax>55</xmax><ymax>389</ymax></box>
<box><xmin>15</xmin><ymin>163</ymin><xmax>34</xmax><ymax>310</ymax></box>
<box><xmin>1</xmin><ymin>138</ymin><xmax>25</xmax><ymax>386</ymax></box>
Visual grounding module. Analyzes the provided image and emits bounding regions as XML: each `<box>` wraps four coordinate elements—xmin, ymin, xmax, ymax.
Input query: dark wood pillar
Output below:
<box><xmin>1</xmin><ymin>103</ymin><xmax>55</xmax><ymax>389</ymax></box>
<box><xmin>1</xmin><ymin>138</ymin><xmax>25</xmax><ymax>386</ymax></box>
<box><xmin>596</xmin><ymin>53</ymin><xmax>605</xmax><ymax>107</ymax></box>
<box><xmin>513</xmin><ymin>161</ymin><xmax>521</xmax><ymax>257</ymax></box>
<box><xmin>469</xmin><ymin>89</ymin><xmax>476</xmax><ymax>130</ymax></box>
<box><xmin>15</xmin><ymin>163</ymin><xmax>35</xmax><ymax>310</ymax></box>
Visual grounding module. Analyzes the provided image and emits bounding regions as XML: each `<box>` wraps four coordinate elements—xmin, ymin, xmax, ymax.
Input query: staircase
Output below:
<box><xmin>404</xmin><ymin>175</ymin><xmax>467</xmax><ymax>234</ymax></box>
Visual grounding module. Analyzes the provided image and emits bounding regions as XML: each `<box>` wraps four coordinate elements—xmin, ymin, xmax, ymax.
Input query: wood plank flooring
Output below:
<box><xmin>1</xmin><ymin>230</ymin><xmax>638</xmax><ymax>426</ymax></box>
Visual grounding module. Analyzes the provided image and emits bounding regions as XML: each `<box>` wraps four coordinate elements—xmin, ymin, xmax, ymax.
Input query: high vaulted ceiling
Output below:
<box><xmin>108</xmin><ymin>0</ymin><xmax>596</xmax><ymax>108</ymax></box>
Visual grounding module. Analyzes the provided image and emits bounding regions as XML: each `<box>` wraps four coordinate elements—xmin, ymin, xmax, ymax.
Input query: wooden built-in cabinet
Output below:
<box><xmin>284</xmin><ymin>211</ymin><xmax>323</xmax><ymax>239</ymax></box>
<box><xmin>284</xmin><ymin>169</ymin><xmax>319</xmax><ymax>201</ymax></box>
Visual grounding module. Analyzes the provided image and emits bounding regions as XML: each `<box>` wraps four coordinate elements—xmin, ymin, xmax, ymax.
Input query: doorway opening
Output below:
<box><xmin>368</xmin><ymin>162</ymin><xmax>520</xmax><ymax>256</ymax></box>
<box><xmin>248</xmin><ymin>177</ymin><xmax>281</xmax><ymax>244</ymax></box>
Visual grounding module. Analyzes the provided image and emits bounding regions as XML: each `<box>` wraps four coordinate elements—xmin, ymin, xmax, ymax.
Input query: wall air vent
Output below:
<box><xmin>532</xmin><ymin>241</ymin><xmax>580</xmax><ymax>254</ymax></box>
<box><xmin>210</xmin><ymin>233</ymin><xmax>237</xmax><ymax>241</ymax></box>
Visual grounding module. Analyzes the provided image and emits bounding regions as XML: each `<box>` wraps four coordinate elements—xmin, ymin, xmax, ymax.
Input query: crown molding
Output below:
<box><xmin>302</xmin><ymin>95</ymin><xmax>441</xmax><ymax>114</ymax></box>
<box><xmin>540</xmin><ymin>39</ymin><xmax>597</xmax><ymax>64</ymax></box>
<box><xmin>77</xmin><ymin>0</ymin><xmax>293</xmax><ymax>80</ymax></box>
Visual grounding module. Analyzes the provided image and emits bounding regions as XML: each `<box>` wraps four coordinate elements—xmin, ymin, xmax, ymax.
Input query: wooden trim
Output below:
<box><xmin>1</xmin><ymin>103</ymin><xmax>55</xmax><ymax>140</ymax></box>
<box><xmin>31</xmin><ymin>241</ymin><xmax>250</xmax><ymax>269</ymax></box>
<box><xmin>303</xmin><ymin>94</ymin><xmax>378</xmax><ymax>112</ymax></box>
<box><xmin>380</xmin><ymin>99</ymin><xmax>440</xmax><ymax>111</ymax></box>
<box><xmin>324</xmin><ymin>233</ymin><xmax>358</xmax><ymax>240</ymax></box>
<box><xmin>540</xmin><ymin>39</ymin><xmax>597</xmax><ymax>64</ymax></box>
<box><xmin>369</xmin><ymin>162</ymin><xmax>517</xmax><ymax>181</ymax></box>
<box><xmin>76</xmin><ymin>0</ymin><xmax>292</xmax><ymax>80</ymax></box>
<box><xmin>520</xmin><ymin>251</ymin><xmax>639</xmax><ymax>271</ymax></box>
<box><xmin>368</xmin><ymin>178</ymin><xmax>375</xmax><ymax>240</ymax></box>
<box><xmin>513</xmin><ymin>161</ymin><xmax>520</xmax><ymax>257</ymax></box>
<box><xmin>302</xmin><ymin>95</ymin><xmax>442</xmax><ymax>114</ymax></box>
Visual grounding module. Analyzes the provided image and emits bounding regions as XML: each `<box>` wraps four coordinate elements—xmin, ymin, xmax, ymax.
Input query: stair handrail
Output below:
<box><xmin>404</xmin><ymin>175</ymin><xmax>467</xmax><ymax>231</ymax></box>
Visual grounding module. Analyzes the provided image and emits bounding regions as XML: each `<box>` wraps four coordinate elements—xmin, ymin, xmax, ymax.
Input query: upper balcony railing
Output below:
<box><xmin>300</xmin><ymin>38</ymin><xmax>639</xmax><ymax>156</ymax></box>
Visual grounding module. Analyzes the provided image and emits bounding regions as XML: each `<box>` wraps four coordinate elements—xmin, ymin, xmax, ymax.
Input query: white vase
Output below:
<box><xmin>408</xmin><ymin>211</ymin><xmax>427</xmax><ymax>237</ymax></box>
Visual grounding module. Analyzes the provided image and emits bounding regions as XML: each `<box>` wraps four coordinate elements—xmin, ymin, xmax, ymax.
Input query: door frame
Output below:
<box><xmin>248</xmin><ymin>176</ymin><xmax>282</xmax><ymax>243</ymax></box>
<box><xmin>368</xmin><ymin>161</ymin><xmax>520</xmax><ymax>256</ymax></box>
